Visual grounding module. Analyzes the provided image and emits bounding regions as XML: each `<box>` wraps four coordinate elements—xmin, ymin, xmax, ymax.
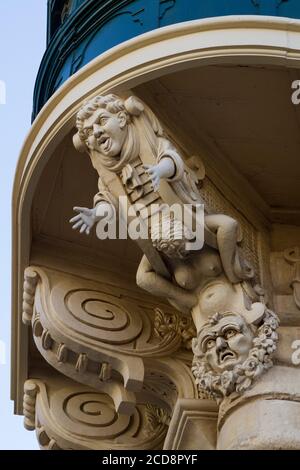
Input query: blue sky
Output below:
<box><xmin>0</xmin><ymin>1</ymin><xmax>47</xmax><ymax>450</ymax></box>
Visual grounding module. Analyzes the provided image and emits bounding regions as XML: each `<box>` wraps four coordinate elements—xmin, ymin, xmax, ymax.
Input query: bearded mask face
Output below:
<box><xmin>198</xmin><ymin>314</ymin><xmax>254</xmax><ymax>374</ymax></box>
<box><xmin>192</xmin><ymin>309</ymin><xmax>279</xmax><ymax>401</ymax></box>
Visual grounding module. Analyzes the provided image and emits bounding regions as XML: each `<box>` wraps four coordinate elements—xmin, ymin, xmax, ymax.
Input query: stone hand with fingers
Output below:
<box><xmin>144</xmin><ymin>156</ymin><xmax>176</xmax><ymax>192</ymax></box>
<box><xmin>69</xmin><ymin>206</ymin><xmax>98</xmax><ymax>235</ymax></box>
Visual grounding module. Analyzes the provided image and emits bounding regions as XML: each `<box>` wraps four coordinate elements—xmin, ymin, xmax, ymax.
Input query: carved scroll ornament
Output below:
<box><xmin>23</xmin><ymin>378</ymin><xmax>168</xmax><ymax>450</ymax></box>
<box><xmin>22</xmin><ymin>265</ymin><xmax>197</xmax><ymax>416</ymax></box>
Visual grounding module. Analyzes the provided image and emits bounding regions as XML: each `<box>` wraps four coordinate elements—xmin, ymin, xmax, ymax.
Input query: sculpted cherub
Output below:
<box><xmin>70</xmin><ymin>93</ymin><xmax>254</xmax><ymax>314</ymax></box>
<box><xmin>192</xmin><ymin>307</ymin><xmax>279</xmax><ymax>401</ymax></box>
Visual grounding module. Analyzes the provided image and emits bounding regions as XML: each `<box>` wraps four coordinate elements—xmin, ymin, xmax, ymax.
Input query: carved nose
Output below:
<box><xmin>93</xmin><ymin>124</ymin><xmax>103</xmax><ymax>138</ymax></box>
<box><xmin>216</xmin><ymin>336</ymin><xmax>226</xmax><ymax>353</ymax></box>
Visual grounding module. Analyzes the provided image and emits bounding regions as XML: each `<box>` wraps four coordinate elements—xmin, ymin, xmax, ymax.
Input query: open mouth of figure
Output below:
<box><xmin>219</xmin><ymin>350</ymin><xmax>236</xmax><ymax>364</ymax></box>
<box><xmin>98</xmin><ymin>135</ymin><xmax>111</xmax><ymax>152</ymax></box>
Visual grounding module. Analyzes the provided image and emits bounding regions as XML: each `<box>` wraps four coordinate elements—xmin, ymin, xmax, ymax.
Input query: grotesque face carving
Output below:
<box><xmin>198</xmin><ymin>314</ymin><xmax>254</xmax><ymax>374</ymax></box>
<box><xmin>192</xmin><ymin>309</ymin><xmax>279</xmax><ymax>402</ymax></box>
<box><xmin>82</xmin><ymin>109</ymin><xmax>128</xmax><ymax>158</ymax></box>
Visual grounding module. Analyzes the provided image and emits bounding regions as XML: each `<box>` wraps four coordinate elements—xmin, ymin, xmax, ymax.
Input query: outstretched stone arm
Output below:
<box><xmin>69</xmin><ymin>201</ymin><xmax>114</xmax><ymax>235</ymax></box>
<box><xmin>144</xmin><ymin>156</ymin><xmax>176</xmax><ymax>191</ymax></box>
<box><xmin>70</xmin><ymin>176</ymin><xmax>117</xmax><ymax>236</ymax></box>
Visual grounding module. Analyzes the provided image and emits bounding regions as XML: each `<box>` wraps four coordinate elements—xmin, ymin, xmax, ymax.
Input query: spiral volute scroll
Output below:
<box><xmin>52</xmin><ymin>389</ymin><xmax>133</xmax><ymax>439</ymax></box>
<box><xmin>59</xmin><ymin>288</ymin><xmax>144</xmax><ymax>345</ymax></box>
<box><xmin>28</xmin><ymin>379</ymin><xmax>168</xmax><ymax>450</ymax></box>
<box><xmin>22</xmin><ymin>266</ymin><xmax>195</xmax><ymax>443</ymax></box>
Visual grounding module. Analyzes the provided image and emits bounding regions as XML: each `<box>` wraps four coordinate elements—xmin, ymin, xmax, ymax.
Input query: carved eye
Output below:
<box><xmin>85</xmin><ymin>128</ymin><xmax>93</xmax><ymax>138</ymax></box>
<box><xmin>224</xmin><ymin>329</ymin><xmax>237</xmax><ymax>340</ymax></box>
<box><xmin>99</xmin><ymin>117</ymin><xmax>108</xmax><ymax>126</ymax></box>
<box><xmin>205</xmin><ymin>338</ymin><xmax>216</xmax><ymax>350</ymax></box>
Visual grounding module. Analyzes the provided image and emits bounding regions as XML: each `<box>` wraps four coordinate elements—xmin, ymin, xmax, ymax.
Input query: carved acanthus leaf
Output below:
<box><xmin>154</xmin><ymin>308</ymin><xmax>196</xmax><ymax>350</ymax></box>
<box><xmin>145</xmin><ymin>404</ymin><xmax>170</xmax><ymax>435</ymax></box>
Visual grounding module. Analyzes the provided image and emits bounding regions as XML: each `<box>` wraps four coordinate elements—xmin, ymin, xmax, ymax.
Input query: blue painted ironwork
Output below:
<box><xmin>34</xmin><ymin>0</ymin><xmax>300</xmax><ymax>119</ymax></box>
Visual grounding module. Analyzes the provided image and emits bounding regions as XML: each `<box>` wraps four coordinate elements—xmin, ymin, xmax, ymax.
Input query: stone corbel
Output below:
<box><xmin>22</xmin><ymin>265</ymin><xmax>196</xmax><ymax>414</ymax></box>
<box><xmin>23</xmin><ymin>377</ymin><xmax>168</xmax><ymax>450</ymax></box>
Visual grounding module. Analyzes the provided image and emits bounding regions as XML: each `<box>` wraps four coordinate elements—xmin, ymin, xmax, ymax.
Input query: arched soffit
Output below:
<box><xmin>11</xmin><ymin>14</ymin><xmax>300</xmax><ymax>412</ymax></box>
<box><xmin>13</xmin><ymin>13</ymin><xmax>300</xmax><ymax>330</ymax></box>
<box><xmin>15</xmin><ymin>15</ymin><xmax>300</xmax><ymax>199</ymax></box>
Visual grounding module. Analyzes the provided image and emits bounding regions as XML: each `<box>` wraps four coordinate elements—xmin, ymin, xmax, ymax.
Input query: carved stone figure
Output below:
<box><xmin>70</xmin><ymin>94</ymin><xmax>254</xmax><ymax>314</ymax></box>
<box><xmin>67</xmin><ymin>92</ymin><xmax>282</xmax><ymax>413</ymax></box>
<box><xmin>192</xmin><ymin>307</ymin><xmax>279</xmax><ymax>402</ymax></box>
<box><xmin>137</xmin><ymin>245</ymin><xmax>223</xmax><ymax>317</ymax></box>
